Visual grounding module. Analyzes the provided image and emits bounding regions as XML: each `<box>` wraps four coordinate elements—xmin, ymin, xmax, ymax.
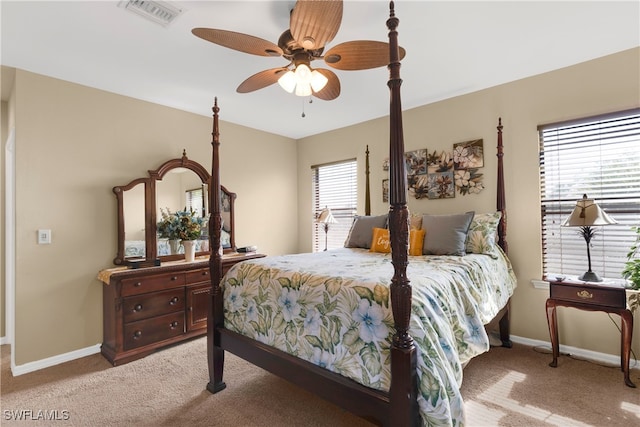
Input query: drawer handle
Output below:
<box><xmin>134</xmin><ymin>282</ymin><xmax>142</xmax><ymax>287</ymax></box>
<box><xmin>577</xmin><ymin>290</ymin><xmax>593</xmax><ymax>299</ymax></box>
<box><xmin>133</xmin><ymin>330</ymin><xmax>142</xmax><ymax>339</ymax></box>
<box><xmin>171</xmin><ymin>276</ymin><xmax>178</xmax><ymax>281</ymax></box>
<box><xmin>170</xmin><ymin>321</ymin><xmax>179</xmax><ymax>329</ymax></box>
<box><xmin>169</xmin><ymin>297</ymin><xmax>179</xmax><ymax>305</ymax></box>
<box><xmin>133</xmin><ymin>304</ymin><xmax>143</xmax><ymax>312</ymax></box>
<box><xmin>202</xmin><ymin>271</ymin><xmax>209</xmax><ymax>276</ymax></box>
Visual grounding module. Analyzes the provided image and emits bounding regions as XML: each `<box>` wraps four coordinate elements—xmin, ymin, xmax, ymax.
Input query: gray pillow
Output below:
<box><xmin>344</xmin><ymin>214</ymin><xmax>388</xmax><ymax>249</ymax></box>
<box><xmin>422</xmin><ymin>212</ymin><xmax>475</xmax><ymax>255</ymax></box>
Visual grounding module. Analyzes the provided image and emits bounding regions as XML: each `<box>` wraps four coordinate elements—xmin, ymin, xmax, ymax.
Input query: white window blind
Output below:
<box><xmin>185</xmin><ymin>187</ymin><xmax>205</xmax><ymax>217</ymax></box>
<box><xmin>539</xmin><ymin>109</ymin><xmax>640</xmax><ymax>280</ymax></box>
<box><xmin>312</xmin><ymin>159</ymin><xmax>357</xmax><ymax>252</ymax></box>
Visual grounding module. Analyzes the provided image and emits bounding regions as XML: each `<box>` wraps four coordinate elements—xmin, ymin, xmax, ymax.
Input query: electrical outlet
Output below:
<box><xmin>38</xmin><ymin>229</ymin><xmax>51</xmax><ymax>244</ymax></box>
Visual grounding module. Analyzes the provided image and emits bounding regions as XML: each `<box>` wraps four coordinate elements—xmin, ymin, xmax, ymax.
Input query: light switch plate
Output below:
<box><xmin>38</xmin><ymin>229</ymin><xmax>51</xmax><ymax>244</ymax></box>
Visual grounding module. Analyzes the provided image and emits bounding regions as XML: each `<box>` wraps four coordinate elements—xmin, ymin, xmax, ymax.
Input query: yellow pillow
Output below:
<box><xmin>370</xmin><ymin>227</ymin><xmax>391</xmax><ymax>253</ymax></box>
<box><xmin>409</xmin><ymin>228</ymin><xmax>426</xmax><ymax>256</ymax></box>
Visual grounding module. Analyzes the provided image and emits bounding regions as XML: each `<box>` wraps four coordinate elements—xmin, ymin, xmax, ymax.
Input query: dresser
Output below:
<box><xmin>99</xmin><ymin>253</ymin><xmax>265</xmax><ymax>365</ymax></box>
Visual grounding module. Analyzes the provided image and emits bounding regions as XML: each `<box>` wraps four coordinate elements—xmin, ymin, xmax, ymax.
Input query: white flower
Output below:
<box><xmin>455</xmin><ymin>170</ymin><xmax>470</xmax><ymax>188</ymax></box>
<box><xmin>453</xmin><ymin>146</ymin><xmax>469</xmax><ymax>167</ymax></box>
<box><xmin>226</xmin><ymin>286</ymin><xmax>244</xmax><ymax>313</ymax></box>
<box><xmin>351</xmin><ymin>299</ymin><xmax>389</xmax><ymax>343</ymax></box>
<box><xmin>304</xmin><ymin>307</ymin><xmax>321</xmax><ymax>335</ymax></box>
<box><xmin>278</xmin><ymin>287</ymin><xmax>301</xmax><ymax>322</ymax></box>
<box><xmin>311</xmin><ymin>347</ymin><xmax>335</xmax><ymax>370</ymax></box>
<box><xmin>245</xmin><ymin>299</ymin><xmax>258</xmax><ymax>322</ymax></box>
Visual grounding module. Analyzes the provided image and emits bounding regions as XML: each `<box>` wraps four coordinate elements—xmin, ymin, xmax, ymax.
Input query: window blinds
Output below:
<box><xmin>312</xmin><ymin>159</ymin><xmax>358</xmax><ymax>252</ymax></box>
<box><xmin>539</xmin><ymin>109</ymin><xmax>640</xmax><ymax>280</ymax></box>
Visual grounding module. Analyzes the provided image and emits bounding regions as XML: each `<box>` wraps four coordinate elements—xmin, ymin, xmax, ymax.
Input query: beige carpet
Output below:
<box><xmin>1</xmin><ymin>339</ymin><xmax>638</xmax><ymax>426</ymax></box>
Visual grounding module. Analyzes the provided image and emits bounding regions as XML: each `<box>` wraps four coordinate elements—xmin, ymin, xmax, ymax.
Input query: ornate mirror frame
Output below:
<box><xmin>113</xmin><ymin>151</ymin><xmax>236</xmax><ymax>265</ymax></box>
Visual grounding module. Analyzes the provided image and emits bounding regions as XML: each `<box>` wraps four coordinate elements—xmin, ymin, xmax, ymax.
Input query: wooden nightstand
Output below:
<box><xmin>545</xmin><ymin>277</ymin><xmax>635</xmax><ymax>387</ymax></box>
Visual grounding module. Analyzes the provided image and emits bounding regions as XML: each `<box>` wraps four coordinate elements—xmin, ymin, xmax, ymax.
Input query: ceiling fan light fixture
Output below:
<box><xmin>310</xmin><ymin>70</ymin><xmax>328</xmax><ymax>92</ymax></box>
<box><xmin>278</xmin><ymin>70</ymin><xmax>297</xmax><ymax>93</ymax></box>
<box><xmin>295</xmin><ymin>82</ymin><xmax>313</xmax><ymax>97</ymax></box>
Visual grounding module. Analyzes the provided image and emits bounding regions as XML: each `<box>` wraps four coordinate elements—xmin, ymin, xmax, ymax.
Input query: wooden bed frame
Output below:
<box><xmin>205</xmin><ymin>3</ymin><xmax>510</xmax><ymax>425</ymax></box>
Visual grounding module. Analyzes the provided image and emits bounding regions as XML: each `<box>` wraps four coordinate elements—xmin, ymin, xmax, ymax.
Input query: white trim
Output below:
<box><xmin>5</xmin><ymin>128</ymin><xmax>15</xmax><ymax>361</ymax></box>
<box><xmin>0</xmin><ymin>336</ymin><xmax>8</xmax><ymax>345</ymax></box>
<box><xmin>510</xmin><ymin>334</ymin><xmax>638</xmax><ymax>368</ymax></box>
<box><xmin>11</xmin><ymin>344</ymin><xmax>102</xmax><ymax>376</ymax></box>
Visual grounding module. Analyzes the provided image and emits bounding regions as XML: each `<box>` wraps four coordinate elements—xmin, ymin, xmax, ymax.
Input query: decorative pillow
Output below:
<box><xmin>409</xmin><ymin>228</ymin><xmax>426</xmax><ymax>256</ymax></box>
<box><xmin>466</xmin><ymin>211</ymin><xmax>502</xmax><ymax>257</ymax></box>
<box><xmin>344</xmin><ymin>214</ymin><xmax>388</xmax><ymax>249</ymax></box>
<box><xmin>370</xmin><ymin>227</ymin><xmax>391</xmax><ymax>253</ymax></box>
<box><xmin>410</xmin><ymin>213</ymin><xmax>423</xmax><ymax>230</ymax></box>
<box><xmin>421</xmin><ymin>211</ymin><xmax>475</xmax><ymax>256</ymax></box>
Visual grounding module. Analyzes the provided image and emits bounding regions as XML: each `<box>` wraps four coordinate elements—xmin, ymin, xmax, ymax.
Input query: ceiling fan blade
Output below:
<box><xmin>236</xmin><ymin>67</ymin><xmax>289</xmax><ymax>93</ymax></box>
<box><xmin>312</xmin><ymin>69</ymin><xmax>340</xmax><ymax>101</ymax></box>
<box><xmin>192</xmin><ymin>28</ymin><xmax>283</xmax><ymax>57</ymax></box>
<box><xmin>290</xmin><ymin>0</ymin><xmax>343</xmax><ymax>51</ymax></box>
<box><xmin>323</xmin><ymin>41</ymin><xmax>407</xmax><ymax>71</ymax></box>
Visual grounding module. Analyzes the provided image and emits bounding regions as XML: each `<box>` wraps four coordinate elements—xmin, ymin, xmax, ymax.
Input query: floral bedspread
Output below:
<box><xmin>222</xmin><ymin>248</ymin><xmax>517</xmax><ymax>426</ymax></box>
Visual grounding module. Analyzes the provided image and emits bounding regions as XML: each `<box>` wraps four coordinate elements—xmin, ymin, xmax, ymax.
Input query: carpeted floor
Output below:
<box><xmin>1</xmin><ymin>339</ymin><xmax>638</xmax><ymax>426</ymax></box>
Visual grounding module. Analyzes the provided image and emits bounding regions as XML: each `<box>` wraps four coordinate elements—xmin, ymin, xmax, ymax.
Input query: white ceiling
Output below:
<box><xmin>2</xmin><ymin>1</ymin><xmax>639</xmax><ymax>139</ymax></box>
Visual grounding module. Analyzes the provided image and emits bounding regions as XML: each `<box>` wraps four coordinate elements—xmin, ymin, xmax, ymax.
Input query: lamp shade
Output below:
<box><xmin>316</xmin><ymin>208</ymin><xmax>337</xmax><ymax>224</ymax></box>
<box><xmin>561</xmin><ymin>194</ymin><xmax>618</xmax><ymax>227</ymax></box>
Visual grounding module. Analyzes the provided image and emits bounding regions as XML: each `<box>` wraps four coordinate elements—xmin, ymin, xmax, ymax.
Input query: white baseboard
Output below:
<box><xmin>0</xmin><ymin>336</ymin><xmax>9</xmax><ymax>345</ymax></box>
<box><xmin>510</xmin><ymin>334</ymin><xmax>639</xmax><ymax>367</ymax></box>
<box><xmin>11</xmin><ymin>344</ymin><xmax>102</xmax><ymax>376</ymax></box>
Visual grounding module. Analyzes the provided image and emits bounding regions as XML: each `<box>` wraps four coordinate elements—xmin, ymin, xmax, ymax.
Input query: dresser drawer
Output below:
<box><xmin>185</xmin><ymin>268</ymin><xmax>211</xmax><ymax>285</ymax></box>
<box><xmin>550</xmin><ymin>282</ymin><xmax>626</xmax><ymax>308</ymax></box>
<box><xmin>120</xmin><ymin>272</ymin><xmax>185</xmax><ymax>297</ymax></box>
<box><xmin>123</xmin><ymin>288</ymin><xmax>185</xmax><ymax>323</ymax></box>
<box><xmin>123</xmin><ymin>312</ymin><xmax>185</xmax><ymax>351</ymax></box>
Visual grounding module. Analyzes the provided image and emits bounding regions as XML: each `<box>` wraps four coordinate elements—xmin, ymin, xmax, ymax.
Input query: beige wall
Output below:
<box><xmin>297</xmin><ymin>47</ymin><xmax>640</xmax><ymax>359</ymax></box>
<box><xmin>10</xmin><ymin>70</ymin><xmax>297</xmax><ymax>365</ymax></box>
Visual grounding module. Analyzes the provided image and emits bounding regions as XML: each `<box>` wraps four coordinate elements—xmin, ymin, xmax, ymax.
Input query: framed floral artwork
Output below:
<box><xmin>404</xmin><ymin>149</ymin><xmax>427</xmax><ymax>176</ymax></box>
<box><xmin>453</xmin><ymin>139</ymin><xmax>484</xmax><ymax>169</ymax></box>
<box><xmin>408</xmin><ymin>174</ymin><xmax>429</xmax><ymax>199</ymax></box>
<box><xmin>382</xmin><ymin>179</ymin><xmax>389</xmax><ymax>203</ymax></box>
<box><xmin>428</xmin><ymin>171</ymin><xmax>455</xmax><ymax>199</ymax></box>
<box><xmin>427</xmin><ymin>150</ymin><xmax>453</xmax><ymax>174</ymax></box>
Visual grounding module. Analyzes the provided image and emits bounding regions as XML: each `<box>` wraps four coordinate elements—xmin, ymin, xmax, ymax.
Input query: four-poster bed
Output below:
<box><xmin>206</xmin><ymin>3</ymin><xmax>513</xmax><ymax>426</ymax></box>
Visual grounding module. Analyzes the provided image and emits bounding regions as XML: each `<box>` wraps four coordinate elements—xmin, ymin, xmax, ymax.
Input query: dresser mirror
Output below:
<box><xmin>113</xmin><ymin>151</ymin><xmax>236</xmax><ymax>265</ymax></box>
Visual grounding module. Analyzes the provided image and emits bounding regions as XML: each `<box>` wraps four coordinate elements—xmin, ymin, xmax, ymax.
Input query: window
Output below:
<box><xmin>312</xmin><ymin>159</ymin><xmax>358</xmax><ymax>252</ymax></box>
<box><xmin>185</xmin><ymin>186</ymin><xmax>205</xmax><ymax>217</ymax></box>
<box><xmin>539</xmin><ymin>109</ymin><xmax>640</xmax><ymax>280</ymax></box>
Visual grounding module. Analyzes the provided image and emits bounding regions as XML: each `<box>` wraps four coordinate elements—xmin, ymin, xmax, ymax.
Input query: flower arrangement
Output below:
<box><xmin>157</xmin><ymin>208</ymin><xmax>205</xmax><ymax>241</ymax></box>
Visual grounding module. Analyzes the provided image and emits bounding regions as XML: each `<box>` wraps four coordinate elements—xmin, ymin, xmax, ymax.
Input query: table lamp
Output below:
<box><xmin>316</xmin><ymin>207</ymin><xmax>338</xmax><ymax>251</ymax></box>
<box><xmin>562</xmin><ymin>194</ymin><xmax>617</xmax><ymax>282</ymax></box>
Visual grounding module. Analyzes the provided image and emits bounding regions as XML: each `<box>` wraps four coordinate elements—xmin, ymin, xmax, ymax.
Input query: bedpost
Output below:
<box><xmin>496</xmin><ymin>118</ymin><xmax>508</xmax><ymax>255</ymax></box>
<box><xmin>495</xmin><ymin>117</ymin><xmax>512</xmax><ymax>348</ymax></box>
<box><xmin>386</xmin><ymin>3</ymin><xmax>419</xmax><ymax>425</ymax></box>
<box><xmin>207</xmin><ymin>98</ymin><xmax>227</xmax><ymax>393</ymax></box>
<box><xmin>365</xmin><ymin>145</ymin><xmax>371</xmax><ymax>216</ymax></box>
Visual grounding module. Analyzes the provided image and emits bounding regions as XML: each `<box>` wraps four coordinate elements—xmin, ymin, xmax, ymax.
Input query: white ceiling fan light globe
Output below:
<box><xmin>295</xmin><ymin>63</ymin><xmax>312</xmax><ymax>85</ymax></box>
<box><xmin>278</xmin><ymin>70</ymin><xmax>296</xmax><ymax>93</ymax></box>
<box><xmin>310</xmin><ymin>70</ymin><xmax>328</xmax><ymax>92</ymax></box>
<box><xmin>295</xmin><ymin>82</ymin><xmax>312</xmax><ymax>97</ymax></box>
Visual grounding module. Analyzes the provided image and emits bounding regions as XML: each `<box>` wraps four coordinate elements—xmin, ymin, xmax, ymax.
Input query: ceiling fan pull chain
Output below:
<box><xmin>301</xmin><ymin>98</ymin><xmax>306</xmax><ymax>118</ymax></box>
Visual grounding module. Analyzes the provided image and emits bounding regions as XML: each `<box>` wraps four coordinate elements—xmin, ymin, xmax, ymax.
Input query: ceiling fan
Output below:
<box><xmin>192</xmin><ymin>0</ymin><xmax>406</xmax><ymax>101</ymax></box>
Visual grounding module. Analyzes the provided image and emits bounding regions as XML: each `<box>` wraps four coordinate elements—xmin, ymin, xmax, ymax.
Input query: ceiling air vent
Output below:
<box><xmin>118</xmin><ymin>1</ymin><xmax>184</xmax><ymax>27</ymax></box>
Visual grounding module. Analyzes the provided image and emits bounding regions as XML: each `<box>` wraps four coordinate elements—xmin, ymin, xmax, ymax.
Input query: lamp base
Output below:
<box><xmin>578</xmin><ymin>270</ymin><xmax>602</xmax><ymax>282</ymax></box>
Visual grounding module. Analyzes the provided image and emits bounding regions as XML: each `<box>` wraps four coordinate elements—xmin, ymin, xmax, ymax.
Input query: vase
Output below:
<box><xmin>182</xmin><ymin>240</ymin><xmax>196</xmax><ymax>262</ymax></box>
<box><xmin>168</xmin><ymin>239</ymin><xmax>181</xmax><ymax>255</ymax></box>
